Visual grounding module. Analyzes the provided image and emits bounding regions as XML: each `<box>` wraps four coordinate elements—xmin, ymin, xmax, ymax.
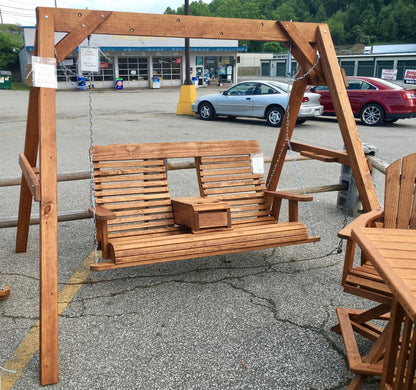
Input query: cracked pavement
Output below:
<box><xmin>2</xmin><ymin>88</ymin><xmax>416</xmax><ymax>389</ymax></box>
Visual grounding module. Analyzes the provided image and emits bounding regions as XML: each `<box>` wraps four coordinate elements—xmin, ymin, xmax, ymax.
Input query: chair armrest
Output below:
<box><xmin>88</xmin><ymin>205</ymin><xmax>116</xmax><ymax>220</ymax></box>
<box><xmin>338</xmin><ymin>208</ymin><xmax>384</xmax><ymax>239</ymax></box>
<box><xmin>264</xmin><ymin>190</ymin><xmax>313</xmax><ymax>202</ymax></box>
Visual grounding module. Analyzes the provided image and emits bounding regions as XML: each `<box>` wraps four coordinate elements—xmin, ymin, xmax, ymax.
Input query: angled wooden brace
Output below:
<box><xmin>55</xmin><ymin>10</ymin><xmax>112</xmax><ymax>62</ymax></box>
<box><xmin>267</xmin><ymin>22</ymin><xmax>324</xmax><ymax>191</ymax></box>
<box><xmin>16</xmin><ymin>29</ymin><xmax>40</xmax><ymax>253</ymax></box>
<box><xmin>277</xmin><ymin>21</ymin><xmax>326</xmax><ymax>86</ymax></box>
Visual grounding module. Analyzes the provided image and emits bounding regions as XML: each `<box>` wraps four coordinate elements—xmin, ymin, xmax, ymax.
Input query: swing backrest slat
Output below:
<box><xmin>92</xmin><ymin>140</ymin><xmax>265</xmax><ymax>238</ymax></box>
<box><xmin>196</xmin><ymin>154</ymin><xmax>273</xmax><ymax>225</ymax></box>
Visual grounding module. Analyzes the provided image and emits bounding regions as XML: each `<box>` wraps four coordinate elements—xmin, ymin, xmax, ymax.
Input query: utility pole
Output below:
<box><xmin>176</xmin><ymin>0</ymin><xmax>197</xmax><ymax>115</ymax></box>
<box><xmin>0</xmin><ymin>8</ymin><xmax>3</xmax><ymax>25</ymax></box>
<box><xmin>184</xmin><ymin>0</ymin><xmax>191</xmax><ymax>85</ymax></box>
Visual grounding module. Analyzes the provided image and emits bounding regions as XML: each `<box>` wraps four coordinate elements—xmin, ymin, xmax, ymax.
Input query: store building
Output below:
<box><xmin>260</xmin><ymin>45</ymin><xmax>416</xmax><ymax>82</ymax></box>
<box><xmin>19</xmin><ymin>26</ymin><xmax>246</xmax><ymax>89</ymax></box>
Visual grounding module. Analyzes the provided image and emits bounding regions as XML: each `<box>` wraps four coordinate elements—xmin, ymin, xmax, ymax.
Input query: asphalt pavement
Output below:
<box><xmin>1</xmin><ymin>86</ymin><xmax>416</xmax><ymax>389</ymax></box>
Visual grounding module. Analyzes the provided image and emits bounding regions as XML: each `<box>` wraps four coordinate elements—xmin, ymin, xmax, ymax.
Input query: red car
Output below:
<box><xmin>308</xmin><ymin>76</ymin><xmax>416</xmax><ymax>126</ymax></box>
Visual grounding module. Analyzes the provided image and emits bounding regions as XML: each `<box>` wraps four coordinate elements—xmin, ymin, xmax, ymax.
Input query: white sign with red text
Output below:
<box><xmin>404</xmin><ymin>69</ymin><xmax>416</xmax><ymax>84</ymax></box>
<box><xmin>381</xmin><ymin>69</ymin><xmax>397</xmax><ymax>80</ymax></box>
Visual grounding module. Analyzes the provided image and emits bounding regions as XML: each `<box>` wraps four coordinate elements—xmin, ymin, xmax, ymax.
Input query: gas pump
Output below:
<box><xmin>196</xmin><ymin>65</ymin><xmax>204</xmax><ymax>86</ymax></box>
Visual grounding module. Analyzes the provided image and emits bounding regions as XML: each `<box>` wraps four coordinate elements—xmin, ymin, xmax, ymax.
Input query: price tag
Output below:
<box><xmin>250</xmin><ymin>153</ymin><xmax>264</xmax><ymax>174</ymax></box>
<box><xmin>32</xmin><ymin>56</ymin><xmax>57</xmax><ymax>89</ymax></box>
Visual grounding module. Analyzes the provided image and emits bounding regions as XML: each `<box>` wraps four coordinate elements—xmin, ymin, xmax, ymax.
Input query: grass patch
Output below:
<box><xmin>11</xmin><ymin>82</ymin><xmax>30</xmax><ymax>91</ymax></box>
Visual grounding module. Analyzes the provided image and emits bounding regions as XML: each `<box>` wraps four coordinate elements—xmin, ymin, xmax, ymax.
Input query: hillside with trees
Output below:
<box><xmin>0</xmin><ymin>25</ymin><xmax>23</xmax><ymax>72</ymax></box>
<box><xmin>165</xmin><ymin>0</ymin><xmax>416</xmax><ymax>52</ymax></box>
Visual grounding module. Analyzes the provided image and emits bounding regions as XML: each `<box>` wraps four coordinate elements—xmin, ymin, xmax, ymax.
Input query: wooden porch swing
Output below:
<box><xmin>89</xmin><ymin>140</ymin><xmax>319</xmax><ymax>271</ymax></box>
<box><xmin>15</xmin><ymin>7</ymin><xmax>380</xmax><ymax>385</ymax></box>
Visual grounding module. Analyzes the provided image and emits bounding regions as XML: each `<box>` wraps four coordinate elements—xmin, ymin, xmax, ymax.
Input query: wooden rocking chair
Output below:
<box><xmin>334</xmin><ymin>153</ymin><xmax>416</xmax><ymax>388</ymax></box>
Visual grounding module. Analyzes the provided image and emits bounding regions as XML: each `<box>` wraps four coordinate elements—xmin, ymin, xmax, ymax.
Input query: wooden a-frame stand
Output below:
<box><xmin>15</xmin><ymin>8</ymin><xmax>380</xmax><ymax>385</ymax></box>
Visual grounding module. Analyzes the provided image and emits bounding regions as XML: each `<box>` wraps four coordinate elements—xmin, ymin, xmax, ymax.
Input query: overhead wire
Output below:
<box><xmin>0</xmin><ymin>4</ymin><xmax>35</xmax><ymax>11</ymax></box>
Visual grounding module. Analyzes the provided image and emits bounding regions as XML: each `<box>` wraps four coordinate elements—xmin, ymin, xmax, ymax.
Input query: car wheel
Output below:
<box><xmin>266</xmin><ymin>106</ymin><xmax>284</xmax><ymax>127</ymax></box>
<box><xmin>198</xmin><ymin>102</ymin><xmax>215</xmax><ymax>121</ymax></box>
<box><xmin>360</xmin><ymin>103</ymin><xmax>385</xmax><ymax>126</ymax></box>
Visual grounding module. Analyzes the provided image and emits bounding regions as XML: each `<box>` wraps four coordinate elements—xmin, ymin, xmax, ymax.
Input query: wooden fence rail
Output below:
<box><xmin>0</xmin><ymin>154</ymin><xmax>387</xmax><ymax>228</ymax></box>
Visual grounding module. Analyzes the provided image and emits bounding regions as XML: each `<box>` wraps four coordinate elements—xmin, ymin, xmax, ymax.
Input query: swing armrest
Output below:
<box><xmin>88</xmin><ymin>205</ymin><xmax>116</xmax><ymax>221</ymax></box>
<box><xmin>338</xmin><ymin>208</ymin><xmax>384</xmax><ymax>239</ymax></box>
<box><xmin>264</xmin><ymin>191</ymin><xmax>313</xmax><ymax>202</ymax></box>
<box><xmin>264</xmin><ymin>191</ymin><xmax>313</xmax><ymax>223</ymax></box>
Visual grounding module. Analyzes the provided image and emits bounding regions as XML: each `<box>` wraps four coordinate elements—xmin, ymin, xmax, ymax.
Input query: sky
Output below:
<box><xmin>0</xmin><ymin>0</ymin><xmax>195</xmax><ymax>26</ymax></box>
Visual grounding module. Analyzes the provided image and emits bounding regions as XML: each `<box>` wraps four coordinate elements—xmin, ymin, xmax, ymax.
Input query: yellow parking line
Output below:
<box><xmin>0</xmin><ymin>132</ymin><xmax>24</xmax><ymax>139</ymax></box>
<box><xmin>1</xmin><ymin>253</ymin><xmax>94</xmax><ymax>390</ymax></box>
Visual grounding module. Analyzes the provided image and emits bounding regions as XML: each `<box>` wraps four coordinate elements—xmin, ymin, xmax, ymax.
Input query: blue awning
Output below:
<box><xmin>26</xmin><ymin>46</ymin><xmax>247</xmax><ymax>53</ymax></box>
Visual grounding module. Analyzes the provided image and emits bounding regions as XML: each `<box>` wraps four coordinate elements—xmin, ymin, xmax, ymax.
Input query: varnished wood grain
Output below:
<box><xmin>37</xmin><ymin>7</ymin><xmax>59</xmax><ymax>386</ymax></box>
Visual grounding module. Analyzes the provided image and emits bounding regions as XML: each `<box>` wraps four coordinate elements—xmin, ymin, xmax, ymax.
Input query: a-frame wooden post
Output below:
<box><xmin>16</xmin><ymin>9</ymin><xmax>380</xmax><ymax>385</ymax></box>
<box><xmin>36</xmin><ymin>8</ymin><xmax>59</xmax><ymax>385</ymax></box>
<box><xmin>315</xmin><ymin>24</ymin><xmax>380</xmax><ymax>211</ymax></box>
<box><xmin>15</xmin><ymin>89</ymin><xmax>40</xmax><ymax>252</ymax></box>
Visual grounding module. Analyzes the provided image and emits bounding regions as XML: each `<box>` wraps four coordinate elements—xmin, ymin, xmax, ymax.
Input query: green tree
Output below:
<box><xmin>394</xmin><ymin>0</ymin><xmax>416</xmax><ymax>42</ymax></box>
<box><xmin>360</xmin><ymin>4</ymin><xmax>377</xmax><ymax>38</ymax></box>
<box><xmin>272</xmin><ymin>3</ymin><xmax>297</xmax><ymax>21</ymax></box>
<box><xmin>314</xmin><ymin>5</ymin><xmax>327</xmax><ymax>22</ymax></box>
<box><xmin>0</xmin><ymin>31</ymin><xmax>22</xmax><ymax>70</ymax></box>
<box><xmin>376</xmin><ymin>4</ymin><xmax>397</xmax><ymax>42</ymax></box>
<box><xmin>327</xmin><ymin>10</ymin><xmax>347</xmax><ymax>45</ymax></box>
<box><xmin>262</xmin><ymin>42</ymin><xmax>285</xmax><ymax>53</ymax></box>
<box><xmin>164</xmin><ymin>0</ymin><xmax>416</xmax><ymax>49</ymax></box>
<box><xmin>164</xmin><ymin>7</ymin><xmax>176</xmax><ymax>14</ymax></box>
<box><xmin>215</xmin><ymin>0</ymin><xmax>261</xmax><ymax>19</ymax></box>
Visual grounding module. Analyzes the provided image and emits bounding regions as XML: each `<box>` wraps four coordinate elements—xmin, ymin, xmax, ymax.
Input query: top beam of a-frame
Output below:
<box><xmin>48</xmin><ymin>7</ymin><xmax>320</xmax><ymax>42</ymax></box>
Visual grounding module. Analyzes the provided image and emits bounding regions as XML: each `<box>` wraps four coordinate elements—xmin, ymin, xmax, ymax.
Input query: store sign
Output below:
<box><xmin>404</xmin><ymin>69</ymin><xmax>416</xmax><ymax>84</ymax></box>
<box><xmin>381</xmin><ymin>69</ymin><xmax>397</xmax><ymax>80</ymax></box>
<box><xmin>79</xmin><ymin>47</ymin><xmax>99</xmax><ymax>73</ymax></box>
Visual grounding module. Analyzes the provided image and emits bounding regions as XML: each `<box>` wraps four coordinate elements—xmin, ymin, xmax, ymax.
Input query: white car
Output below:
<box><xmin>192</xmin><ymin>80</ymin><xmax>323</xmax><ymax>127</ymax></box>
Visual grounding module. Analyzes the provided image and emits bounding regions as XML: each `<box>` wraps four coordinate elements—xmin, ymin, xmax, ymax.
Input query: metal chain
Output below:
<box><xmin>88</xmin><ymin>80</ymin><xmax>99</xmax><ymax>264</ymax></box>
<box><xmin>266</xmin><ymin>47</ymin><xmax>321</xmax><ymax>189</ymax></box>
<box><xmin>284</xmin><ymin>109</ymin><xmax>318</xmax><ymax>237</ymax></box>
<box><xmin>288</xmin><ymin>50</ymin><xmax>321</xmax><ymax>82</ymax></box>
<box><xmin>267</xmin><ymin>45</ymin><xmax>320</xmax><ymax>236</ymax></box>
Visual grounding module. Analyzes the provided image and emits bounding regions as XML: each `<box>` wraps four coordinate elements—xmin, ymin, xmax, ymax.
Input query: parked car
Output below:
<box><xmin>192</xmin><ymin>80</ymin><xmax>323</xmax><ymax>127</ymax></box>
<box><xmin>308</xmin><ymin>76</ymin><xmax>416</xmax><ymax>126</ymax></box>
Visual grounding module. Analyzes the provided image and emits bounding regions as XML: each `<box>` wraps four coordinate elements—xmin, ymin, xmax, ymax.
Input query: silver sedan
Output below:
<box><xmin>192</xmin><ymin>80</ymin><xmax>323</xmax><ymax>127</ymax></box>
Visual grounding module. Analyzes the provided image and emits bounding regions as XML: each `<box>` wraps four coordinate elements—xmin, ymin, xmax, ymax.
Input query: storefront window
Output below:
<box><xmin>91</xmin><ymin>56</ymin><xmax>114</xmax><ymax>81</ymax></box>
<box><xmin>57</xmin><ymin>58</ymin><xmax>77</xmax><ymax>82</ymax></box>
<box><xmin>203</xmin><ymin>56</ymin><xmax>218</xmax><ymax>81</ymax></box>
<box><xmin>202</xmin><ymin>55</ymin><xmax>235</xmax><ymax>84</ymax></box>
<box><xmin>153</xmin><ymin>57</ymin><xmax>181</xmax><ymax>80</ymax></box>
<box><xmin>218</xmin><ymin>56</ymin><xmax>235</xmax><ymax>83</ymax></box>
<box><xmin>119</xmin><ymin>57</ymin><xmax>149</xmax><ymax>81</ymax></box>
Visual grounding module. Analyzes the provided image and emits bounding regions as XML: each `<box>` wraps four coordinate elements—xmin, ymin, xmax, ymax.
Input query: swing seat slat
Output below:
<box><xmin>90</xmin><ymin>140</ymin><xmax>319</xmax><ymax>271</ymax></box>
